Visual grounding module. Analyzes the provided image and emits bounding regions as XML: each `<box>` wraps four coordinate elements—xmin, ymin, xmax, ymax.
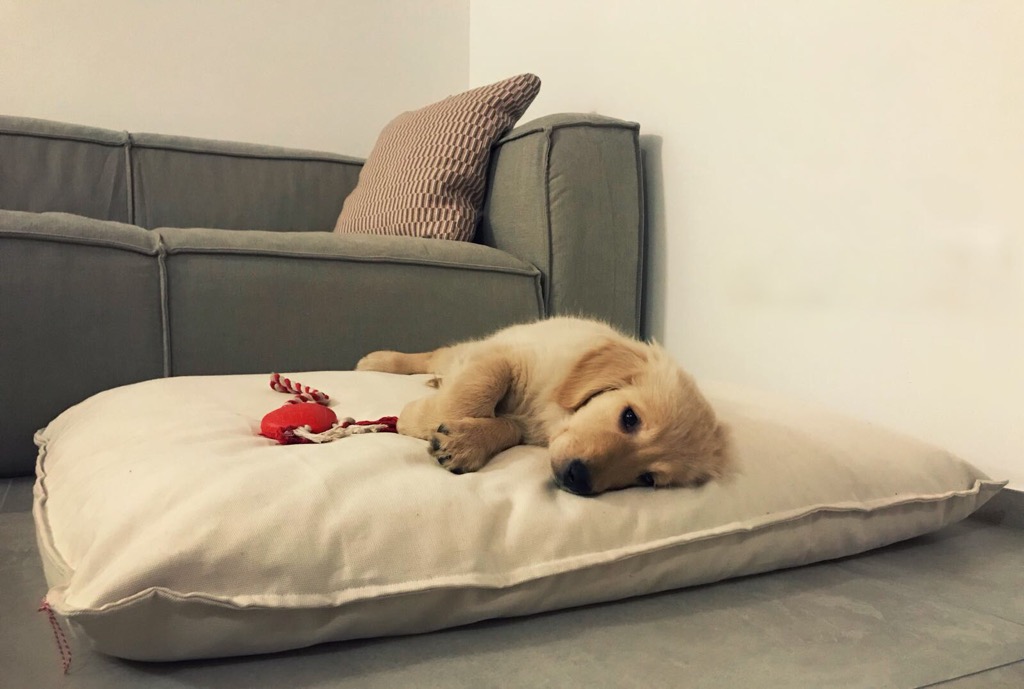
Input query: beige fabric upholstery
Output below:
<box><xmin>33</xmin><ymin>372</ymin><xmax>1003</xmax><ymax>661</ymax></box>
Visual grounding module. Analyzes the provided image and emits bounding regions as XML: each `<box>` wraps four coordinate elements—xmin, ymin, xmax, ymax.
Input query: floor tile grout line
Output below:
<box><xmin>0</xmin><ymin>480</ymin><xmax>11</xmax><ymax>512</ymax></box>
<box><xmin>915</xmin><ymin>658</ymin><xmax>1024</xmax><ymax>687</ymax></box>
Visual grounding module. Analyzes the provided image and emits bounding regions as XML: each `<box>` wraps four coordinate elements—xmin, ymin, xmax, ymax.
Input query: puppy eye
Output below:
<box><xmin>638</xmin><ymin>472</ymin><xmax>656</xmax><ymax>487</ymax></box>
<box><xmin>620</xmin><ymin>406</ymin><xmax>641</xmax><ymax>433</ymax></box>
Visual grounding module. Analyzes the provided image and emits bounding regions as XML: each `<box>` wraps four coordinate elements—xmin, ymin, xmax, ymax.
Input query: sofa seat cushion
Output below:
<box><xmin>335</xmin><ymin>73</ymin><xmax>541</xmax><ymax>241</ymax></box>
<box><xmin>156</xmin><ymin>228</ymin><xmax>543</xmax><ymax>375</ymax></box>
<box><xmin>33</xmin><ymin>372</ymin><xmax>1003</xmax><ymax>661</ymax></box>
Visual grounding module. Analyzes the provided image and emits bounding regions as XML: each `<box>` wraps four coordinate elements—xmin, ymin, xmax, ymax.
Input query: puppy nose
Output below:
<box><xmin>558</xmin><ymin>459</ymin><xmax>593</xmax><ymax>495</ymax></box>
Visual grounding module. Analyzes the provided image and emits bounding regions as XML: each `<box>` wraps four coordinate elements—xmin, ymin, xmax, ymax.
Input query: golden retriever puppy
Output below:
<box><xmin>356</xmin><ymin>317</ymin><xmax>730</xmax><ymax>495</ymax></box>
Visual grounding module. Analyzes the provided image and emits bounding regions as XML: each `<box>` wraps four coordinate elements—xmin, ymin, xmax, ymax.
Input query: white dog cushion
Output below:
<box><xmin>33</xmin><ymin>372</ymin><xmax>1003</xmax><ymax>661</ymax></box>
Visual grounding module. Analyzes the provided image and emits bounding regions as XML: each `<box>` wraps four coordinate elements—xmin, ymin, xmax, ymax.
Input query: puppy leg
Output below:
<box><xmin>395</xmin><ymin>395</ymin><xmax>445</xmax><ymax>439</ymax></box>
<box><xmin>429</xmin><ymin>418</ymin><xmax>521</xmax><ymax>474</ymax></box>
<box><xmin>355</xmin><ymin>347</ymin><xmax>450</xmax><ymax>374</ymax></box>
<box><xmin>399</xmin><ymin>352</ymin><xmax>523</xmax><ymax>474</ymax></box>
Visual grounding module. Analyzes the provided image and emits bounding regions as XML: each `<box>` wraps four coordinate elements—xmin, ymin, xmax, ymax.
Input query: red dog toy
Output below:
<box><xmin>260</xmin><ymin>402</ymin><xmax>339</xmax><ymax>444</ymax></box>
<box><xmin>259</xmin><ymin>374</ymin><xmax>397</xmax><ymax>445</ymax></box>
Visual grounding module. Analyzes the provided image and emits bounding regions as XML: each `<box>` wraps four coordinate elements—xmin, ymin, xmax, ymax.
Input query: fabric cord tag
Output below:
<box><xmin>38</xmin><ymin>597</ymin><xmax>72</xmax><ymax>674</ymax></box>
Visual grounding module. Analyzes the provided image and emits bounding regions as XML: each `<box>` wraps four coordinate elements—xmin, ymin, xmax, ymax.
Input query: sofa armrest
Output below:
<box><xmin>477</xmin><ymin>113</ymin><xmax>645</xmax><ymax>336</ymax></box>
<box><xmin>0</xmin><ymin>210</ymin><xmax>166</xmax><ymax>477</ymax></box>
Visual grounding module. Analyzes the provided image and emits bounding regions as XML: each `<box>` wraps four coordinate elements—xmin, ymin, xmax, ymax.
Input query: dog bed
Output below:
<box><xmin>32</xmin><ymin>371</ymin><xmax>1003</xmax><ymax>661</ymax></box>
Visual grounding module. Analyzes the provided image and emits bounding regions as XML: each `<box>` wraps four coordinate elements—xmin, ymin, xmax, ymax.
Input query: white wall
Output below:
<box><xmin>0</xmin><ymin>0</ymin><xmax>469</xmax><ymax>156</ymax></box>
<box><xmin>3</xmin><ymin>1</ymin><xmax>1021</xmax><ymax>489</ymax></box>
<box><xmin>470</xmin><ymin>1</ymin><xmax>1024</xmax><ymax>488</ymax></box>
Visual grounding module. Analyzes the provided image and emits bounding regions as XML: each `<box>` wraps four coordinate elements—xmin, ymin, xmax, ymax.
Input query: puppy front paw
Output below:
<box><xmin>429</xmin><ymin>421</ymin><xmax>491</xmax><ymax>475</ymax></box>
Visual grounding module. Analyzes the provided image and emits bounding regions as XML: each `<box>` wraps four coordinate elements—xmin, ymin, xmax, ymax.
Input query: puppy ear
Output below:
<box><xmin>554</xmin><ymin>339</ymin><xmax>647</xmax><ymax>411</ymax></box>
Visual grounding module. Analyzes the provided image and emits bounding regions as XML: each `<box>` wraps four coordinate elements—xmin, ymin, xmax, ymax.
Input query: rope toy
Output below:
<box><xmin>269</xmin><ymin>373</ymin><xmax>331</xmax><ymax>405</ymax></box>
<box><xmin>260</xmin><ymin>373</ymin><xmax>398</xmax><ymax>444</ymax></box>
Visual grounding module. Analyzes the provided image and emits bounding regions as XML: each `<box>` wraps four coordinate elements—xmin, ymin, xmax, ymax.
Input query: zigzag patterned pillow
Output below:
<box><xmin>335</xmin><ymin>74</ymin><xmax>541</xmax><ymax>242</ymax></box>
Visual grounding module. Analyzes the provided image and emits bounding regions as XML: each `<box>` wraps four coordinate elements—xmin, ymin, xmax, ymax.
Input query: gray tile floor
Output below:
<box><xmin>3</xmin><ymin>476</ymin><xmax>1022</xmax><ymax>689</ymax></box>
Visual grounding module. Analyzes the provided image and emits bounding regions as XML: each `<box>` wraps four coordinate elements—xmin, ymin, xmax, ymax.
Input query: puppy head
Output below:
<box><xmin>548</xmin><ymin>338</ymin><xmax>730</xmax><ymax>496</ymax></box>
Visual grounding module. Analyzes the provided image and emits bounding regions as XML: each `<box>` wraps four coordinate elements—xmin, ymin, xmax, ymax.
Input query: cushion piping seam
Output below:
<box><xmin>131</xmin><ymin>143</ymin><xmax>364</xmax><ymax>167</ymax></box>
<box><xmin>31</xmin><ymin>435</ymin><xmax>72</xmax><ymax>581</ymax></box>
<box><xmin>124</xmin><ymin>134</ymin><xmax>135</xmax><ymax>225</ymax></box>
<box><xmin>1</xmin><ymin>230</ymin><xmax>159</xmax><ymax>255</ymax></box>
<box><xmin>498</xmin><ymin>120</ymin><xmax>640</xmax><ymax>146</ymax></box>
<box><xmin>47</xmin><ymin>480</ymin><xmax>1004</xmax><ymax>616</ymax></box>
<box><xmin>542</xmin><ymin>127</ymin><xmax>554</xmax><ymax>315</ymax></box>
<box><xmin>160</xmin><ymin>247</ymin><xmax>541</xmax><ymax>277</ymax></box>
<box><xmin>631</xmin><ymin>127</ymin><xmax>646</xmax><ymax>336</ymax></box>
<box><xmin>0</xmin><ymin>128</ymin><xmax>127</xmax><ymax>147</ymax></box>
<box><xmin>157</xmin><ymin>240</ymin><xmax>171</xmax><ymax>377</ymax></box>
<box><xmin>531</xmin><ymin>272</ymin><xmax>545</xmax><ymax>318</ymax></box>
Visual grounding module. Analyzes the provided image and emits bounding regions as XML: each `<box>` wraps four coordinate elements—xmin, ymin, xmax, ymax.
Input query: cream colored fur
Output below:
<box><xmin>356</xmin><ymin>317</ymin><xmax>730</xmax><ymax>494</ymax></box>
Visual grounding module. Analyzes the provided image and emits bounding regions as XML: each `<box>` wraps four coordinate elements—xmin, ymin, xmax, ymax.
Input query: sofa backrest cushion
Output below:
<box><xmin>334</xmin><ymin>73</ymin><xmax>541</xmax><ymax>242</ymax></box>
<box><xmin>0</xmin><ymin>116</ymin><xmax>130</xmax><ymax>222</ymax></box>
<box><xmin>131</xmin><ymin>134</ymin><xmax>363</xmax><ymax>231</ymax></box>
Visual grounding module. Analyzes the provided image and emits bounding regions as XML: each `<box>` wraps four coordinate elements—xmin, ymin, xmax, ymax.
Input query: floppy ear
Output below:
<box><xmin>554</xmin><ymin>339</ymin><xmax>647</xmax><ymax>411</ymax></box>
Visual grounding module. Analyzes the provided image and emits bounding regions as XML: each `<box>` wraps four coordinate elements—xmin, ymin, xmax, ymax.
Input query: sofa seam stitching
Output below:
<box><xmin>0</xmin><ymin>129</ymin><xmax>127</xmax><ymax>147</ymax></box>
<box><xmin>124</xmin><ymin>134</ymin><xmax>135</xmax><ymax>225</ymax></box>
<box><xmin>632</xmin><ymin>128</ymin><xmax>646</xmax><ymax>337</ymax></box>
<box><xmin>0</xmin><ymin>230</ymin><xmax>159</xmax><ymax>255</ymax></box>
<box><xmin>131</xmin><ymin>143</ymin><xmax>364</xmax><ymax>167</ymax></box>
<box><xmin>157</xmin><ymin>237</ymin><xmax>171</xmax><ymax>377</ymax></box>
<box><xmin>542</xmin><ymin>128</ymin><xmax>554</xmax><ymax>317</ymax></box>
<box><xmin>160</xmin><ymin>248</ymin><xmax>541</xmax><ymax>277</ymax></box>
<box><xmin>498</xmin><ymin>120</ymin><xmax>640</xmax><ymax>146</ymax></box>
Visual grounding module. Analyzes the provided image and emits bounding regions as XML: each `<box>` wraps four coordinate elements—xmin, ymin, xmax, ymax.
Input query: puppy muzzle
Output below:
<box><xmin>554</xmin><ymin>459</ymin><xmax>594</xmax><ymax>496</ymax></box>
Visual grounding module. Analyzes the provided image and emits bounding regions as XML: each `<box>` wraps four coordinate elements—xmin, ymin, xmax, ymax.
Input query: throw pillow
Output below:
<box><xmin>334</xmin><ymin>73</ymin><xmax>541</xmax><ymax>241</ymax></box>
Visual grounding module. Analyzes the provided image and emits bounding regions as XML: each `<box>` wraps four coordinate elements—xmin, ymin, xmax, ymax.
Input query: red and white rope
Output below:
<box><xmin>266</xmin><ymin>375</ymin><xmax>398</xmax><ymax>443</ymax></box>
<box><xmin>269</xmin><ymin>373</ymin><xmax>330</xmax><ymax>405</ymax></box>
<box><xmin>291</xmin><ymin>416</ymin><xmax>399</xmax><ymax>443</ymax></box>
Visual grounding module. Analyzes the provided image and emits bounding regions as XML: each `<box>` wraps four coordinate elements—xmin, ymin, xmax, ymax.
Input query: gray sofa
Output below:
<box><xmin>0</xmin><ymin>113</ymin><xmax>645</xmax><ymax>477</ymax></box>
